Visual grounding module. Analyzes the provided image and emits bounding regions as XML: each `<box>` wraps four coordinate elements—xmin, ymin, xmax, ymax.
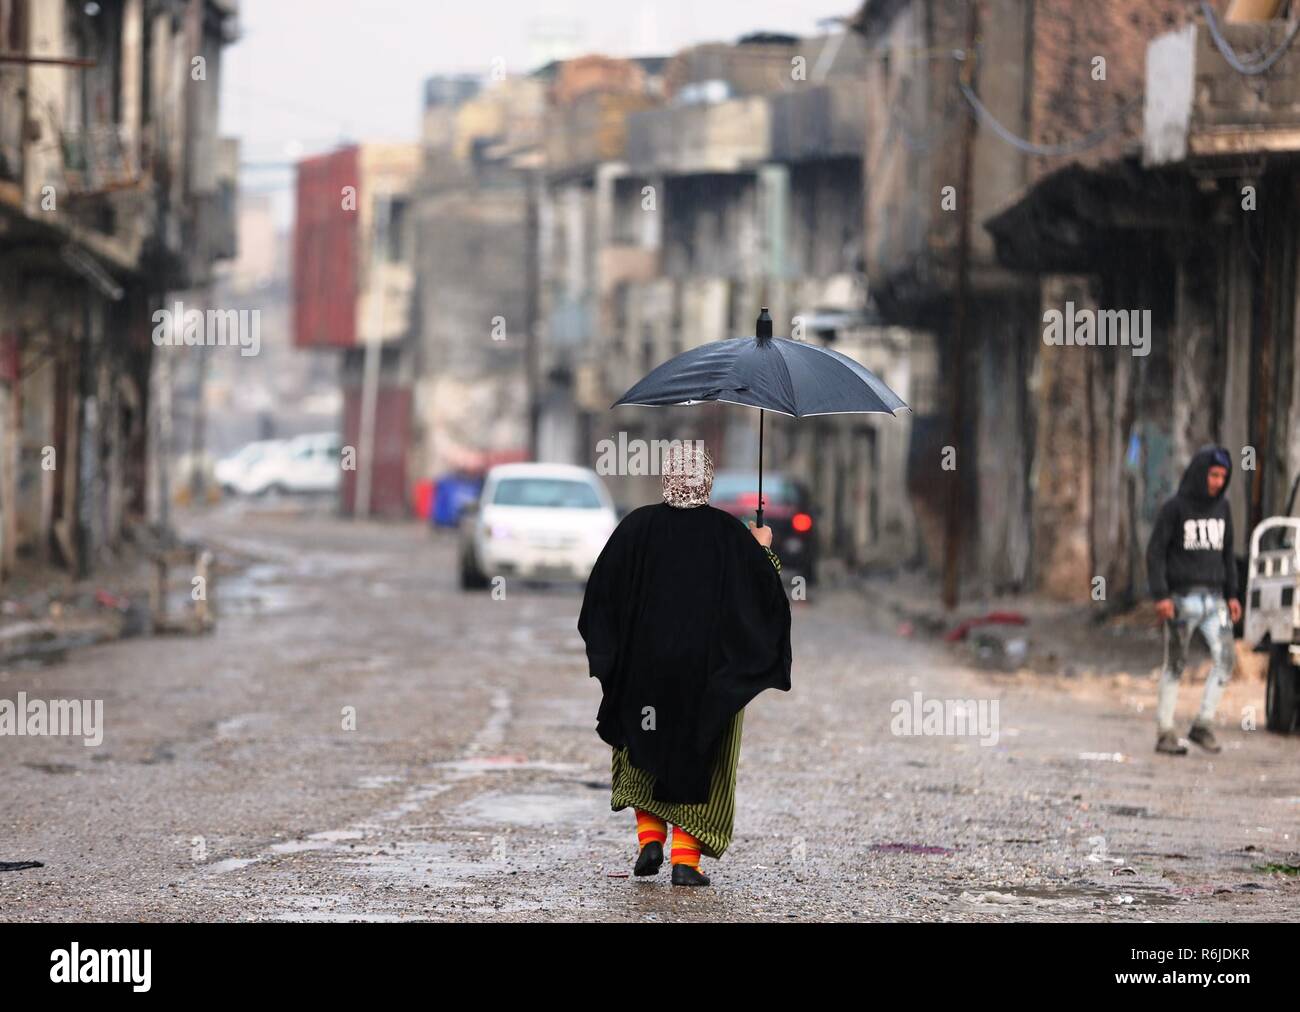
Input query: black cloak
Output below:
<box><xmin>577</xmin><ymin>502</ymin><xmax>792</xmax><ymax>803</ymax></box>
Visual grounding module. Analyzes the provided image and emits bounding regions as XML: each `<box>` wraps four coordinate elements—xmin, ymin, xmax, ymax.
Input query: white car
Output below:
<box><xmin>1244</xmin><ymin>515</ymin><xmax>1300</xmax><ymax>732</ymax></box>
<box><xmin>215</xmin><ymin>439</ymin><xmax>289</xmax><ymax>496</ymax></box>
<box><xmin>216</xmin><ymin>433</ymin><xmax>341</xmax><ymax>496</ymax></box>
<box><xmin>460</xmin><ymin>463</ymin><xmax>618</xmax><ymax>589</ymax></box>
<box><xmin>273</xmin><ymin>432</ymin><xmax>342</xmax><ymax>494</ymax></box>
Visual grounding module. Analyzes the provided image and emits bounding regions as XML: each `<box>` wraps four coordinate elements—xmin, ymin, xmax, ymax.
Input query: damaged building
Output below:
<box><xmin>408</xmin><ymin>73</ymin><xmax>545</xmax><ymax>484</ymax></box>
<box><xmin>988</xmin><ymin>0</ymin><xmax>1300</xmax><ymax>605</ymax></box>
<box><xmin>850</xmin><ymin>0</ymin><xmax>1198</xmax><ymax>600</ymax></box>
<box><xmin>534</xmin><ymin>32</ymin><xmax>933</xmax><ymax>569</ymax></box>
<box><xmin>851</xmin><ymin>0</ymin><xmax>1300</xmax><ymax>606</ymax></box>
<box><xmin>0</xmin><ymin>0</ymin><xmax>238</xmax><ymax>582</ymax></box>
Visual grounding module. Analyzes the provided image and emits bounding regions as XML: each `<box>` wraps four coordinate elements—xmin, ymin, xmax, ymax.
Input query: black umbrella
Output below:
<box><xmin>613</xmin><ymin>308</ymin><xmax>910</xmax><ymax>528</ymax></box>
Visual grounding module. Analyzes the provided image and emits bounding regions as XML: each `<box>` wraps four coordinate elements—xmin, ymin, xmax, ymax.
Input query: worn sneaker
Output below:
<box><xmin>1155</xmin><ymin>730</ymin><xmax>1187</xmax><ymax>755</ymax></box>
<box><xmin>1188</xmin><ymin>723</ymin><xmax>1221</xmax><ymax>753</ymax></box>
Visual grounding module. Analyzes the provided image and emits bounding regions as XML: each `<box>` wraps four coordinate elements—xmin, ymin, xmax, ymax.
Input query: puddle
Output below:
<box><xmin>207</xmin><ymin>857</ymin><xmax>261</xmax><ymax>874</ymax></box>
<box><xmin>375</xmin><ymin>782</ymin><xmax>455</xmax><ymax>820</ymax></box>
<box><xmin>432</xmin><ymin>757</ymin><xmax>588</xmax><ymax>776</ymax></box>
<box><xmin>451</xmin><ymin>791</ymin><xmax>604</xmax><ymax>827</ymax></box>
<box><xmin>215</xmin><ymin>713</ymin><xmax>270</xmax><ymax>739</ymax></box>
<box><xmin>271</xmin><ymin>829</ymin><xmax>367</xmax><ymax>854</ymax></box>
<box><xmin>344</xmin><ymin>841</ymin><xmax>508</xmax><ymax>887</ymax></box>
<box><xmin>357</xmin><ymin>774</ymin><xmax>403</xmax><ymax>789</ymax></box>
<box><xmin>957</xmin><ymin>884</ymin><xmax>1181</xmax><ymax>908</ymax></box>
<box><xmin>216</xmin><ymin>565</ymin><xmax>307</xmax><ymax>617</ymax></box>
<box><xmin>457</xmin><ymin>898</ymin><xmax>547</xmax><ymax>915</ymax></box>
<box><xmin>270</xmin><ymin>908</ymin><xmax>420</xmax><ymax>922</ymax></box>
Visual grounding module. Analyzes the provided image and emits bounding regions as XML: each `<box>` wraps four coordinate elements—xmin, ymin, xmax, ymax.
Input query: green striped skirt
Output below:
<box><xmin>609</xmin><ymin>707</ymin><xmax>745</xmax><ymax>860</ymax></box>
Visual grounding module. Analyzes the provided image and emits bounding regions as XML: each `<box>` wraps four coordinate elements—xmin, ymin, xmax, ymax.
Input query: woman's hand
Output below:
<box><xmin>748</xmin><ymin>521</ymin><xmax>773</xmax><ymax>548</ymax></box>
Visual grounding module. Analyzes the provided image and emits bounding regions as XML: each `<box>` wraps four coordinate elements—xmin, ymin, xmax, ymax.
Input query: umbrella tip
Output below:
<box><xmin>756</xmin><ymin>307</ymin><xmax>773</xmax><ymax>341</ymax></box>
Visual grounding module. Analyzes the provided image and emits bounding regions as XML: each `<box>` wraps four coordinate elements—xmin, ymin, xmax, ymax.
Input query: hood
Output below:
<box><xmin>1177</xmin><ymin>444</ymin><xmax>1232</xmax><ymax>502</ymax></box>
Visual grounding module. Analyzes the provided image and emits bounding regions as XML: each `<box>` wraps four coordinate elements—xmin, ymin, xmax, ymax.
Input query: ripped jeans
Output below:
<box><xmin>1156</xmin><ymin>588</ymin><xmax>1234</xmax><ymax>733</ymax></box>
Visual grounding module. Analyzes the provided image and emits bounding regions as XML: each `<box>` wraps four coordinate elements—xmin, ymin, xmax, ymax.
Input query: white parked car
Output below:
<box><xmin>215</xmin><ymin>439</ymin><xmax>288</xmax><ymax>496</ymax></box>
<box><xmin>459</xmin><ymin>463</ymin><xmax>618</xmax><ymax>589</ymax></box>
<box><xmin>216</xmin><ymin>433</ymin><xmax>341</xmax><ymax>496</ymax></box>
<box><xmin>1244</xmin><ymin>515</ymin><xmax>1300</xmax><ymax>733</ymax></box>
<box><xmin>274</xmin><ymin>432</ymin><xmax>343</xmax><ymax>494</ymax></box>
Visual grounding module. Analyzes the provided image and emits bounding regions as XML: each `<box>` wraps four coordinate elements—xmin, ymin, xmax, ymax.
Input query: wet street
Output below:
<box><xmin>1</xmin><ymin>505</ymin><xmax>1297</xmax><ymax>922</ymax></box>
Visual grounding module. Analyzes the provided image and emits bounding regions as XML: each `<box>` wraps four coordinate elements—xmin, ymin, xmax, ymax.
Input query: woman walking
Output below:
<box><xmin>578</xmin><ymin>442</ymin><xmax>792</xmax><ymax>886</ymax></box>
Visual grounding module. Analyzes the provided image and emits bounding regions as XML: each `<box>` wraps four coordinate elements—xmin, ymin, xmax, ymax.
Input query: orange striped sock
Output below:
<box><xmin>671</xmin><ymin>825</ymin><xmax>702</xmax><ymax>869</ymax></box>
<box><xmin>635</xmin><ymin>808</ymin><xmax>667</xmax><ymax>849</ymax></box>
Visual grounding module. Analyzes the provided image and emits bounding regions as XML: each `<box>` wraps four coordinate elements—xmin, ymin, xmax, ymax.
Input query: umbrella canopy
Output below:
<box><xmin>612</xmin><ymin>313</ymin><xmax>909</xmax><ymax>418</ymax></box>
<box><xmin>611</xmin><ymin>308</ymin><xmax>909</xmax><ymax>530</ymax></box>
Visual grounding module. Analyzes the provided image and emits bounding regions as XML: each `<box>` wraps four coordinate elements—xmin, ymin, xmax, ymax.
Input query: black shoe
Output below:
<box><xmin>634</xmin><ymin>841</ymin><xmax>663</xmax><ymax>876</ymax></box>
<box><xmin>1155</xmin><ymin>730</ymin><xmax>1187</xmax><ymax>755</ymax></box>
<box><xmin>1188</xmin><ymin>723</ymin><xmax>1222</xmax><ymax>753</ymax></box>
<box><xmin>671</xmin><ymin>862</ymin><xmax>710</xmax><ymax>887</ymax></box>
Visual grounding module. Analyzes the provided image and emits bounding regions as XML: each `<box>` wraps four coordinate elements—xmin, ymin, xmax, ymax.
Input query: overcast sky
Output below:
<box><xmin>221</xmin><ymin>0</ymin><xmax>849</xmax><ymax>209</ymax></box>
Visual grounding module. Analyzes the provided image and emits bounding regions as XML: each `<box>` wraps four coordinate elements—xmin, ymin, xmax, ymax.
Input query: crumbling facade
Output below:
<box><xmin>533</xmin><ymin>34</ymin><xmax>931</xmax><ymax>568</ymax></box>
<box><xmin>408</xmin><ymin>74</ymin><xmax>542</xmax><ymax>483</ymax></box>
<box><xmin>853</xmin><ymin>0</ymin><xmax>1300</xmax><ymax>607</ymax></box>
<box><xmin>0</xmin><ymin>0</ymin><xmax>238</xmax><ymax>581</ymax></box>
<box><xmin>398</xmin><ymin>28</ymin><xmax>936</xmax><ymax>567</ymax></box>
<box><xmin>850</xmin><ymin>0</ymin><xmax>1203</xmax><ymax>600</ymax></box>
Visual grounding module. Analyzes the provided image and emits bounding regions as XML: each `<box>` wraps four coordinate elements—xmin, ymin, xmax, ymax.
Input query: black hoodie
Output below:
<box><xmin>1146</xmin><ymin>444</ymin><xmax>1237</xmax><ymax>601</ymax></box>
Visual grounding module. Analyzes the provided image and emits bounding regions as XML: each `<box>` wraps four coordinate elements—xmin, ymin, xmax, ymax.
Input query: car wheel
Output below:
<box><xmin>459</xmin><ymin>547</ymin><xmax>489</xmax><ymax>591</ymax></box>
<box><xmin>1265</xmin><ymin>645</ymin><xmax>1299</xmax><ymax>733</ymax></box>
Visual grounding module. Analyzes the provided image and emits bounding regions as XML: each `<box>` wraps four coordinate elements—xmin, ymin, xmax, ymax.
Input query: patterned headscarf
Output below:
<box><xmin>661</xmin><ymin>441</ymin><xmax>714</xmax><ymax>508</ymax></box>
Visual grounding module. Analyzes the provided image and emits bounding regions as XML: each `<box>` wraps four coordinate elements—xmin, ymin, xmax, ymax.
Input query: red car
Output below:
<box><xmin>709</xmin><ymin>470</ymin><xmax>818</xmax><ymax>585</ymax></box>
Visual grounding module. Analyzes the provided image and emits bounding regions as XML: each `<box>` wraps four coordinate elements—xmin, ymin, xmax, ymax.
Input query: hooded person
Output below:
<box><xmin>577</xmin><ymin>441</ymin><xmax>792</xmax><ymax>886</ymax></box>
<box><xmin>1145</xmin><ymin>444</ymin><xmax>1240</xmax><ymax>755</ymax></box>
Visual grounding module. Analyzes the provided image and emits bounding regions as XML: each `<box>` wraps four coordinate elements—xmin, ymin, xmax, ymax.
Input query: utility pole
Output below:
<box><xmin>355</xmin><ymin>192</ymin><xmax>390</xmax><ymax>518</ymax></box>
<box><xmin>943</xmin><ymin>0</ymin><xmax>979</xmax><ymax>610</ymax></box>
<box><xmin>524</xmin><ymin>169</ymin><xmax>541</xmax><ymax>461</ymax></box>
<box><xmin>190</xmin><ymin>285</ymin><xmax>212</xmax><ymax>501</ymax></box>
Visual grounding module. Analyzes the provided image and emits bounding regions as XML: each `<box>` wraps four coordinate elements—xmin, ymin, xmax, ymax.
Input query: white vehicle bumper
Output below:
<box><xmin>477</xmin><ymin>540</ymin><xmax>598</xmax><ymax>581</ymax></box>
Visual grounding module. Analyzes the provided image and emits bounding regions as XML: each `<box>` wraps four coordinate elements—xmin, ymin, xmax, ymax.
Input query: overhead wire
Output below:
<box><xmin>1199</xmin><ymin>0</ymin><xmax>1300</xmax><ymax>77</ymax></box>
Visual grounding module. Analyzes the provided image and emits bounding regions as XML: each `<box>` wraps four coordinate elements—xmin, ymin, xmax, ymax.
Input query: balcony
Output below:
<box><xmin>1145</xmin><ymin>14</ymin><xmax>1300</xmax><ymax>165</ymax></box>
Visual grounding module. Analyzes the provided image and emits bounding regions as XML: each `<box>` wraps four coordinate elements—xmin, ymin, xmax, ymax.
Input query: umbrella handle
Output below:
<box><xmin>756</xmin><ymin>409</ymin><xmax>765</xmax><ymax>530</ymax></box>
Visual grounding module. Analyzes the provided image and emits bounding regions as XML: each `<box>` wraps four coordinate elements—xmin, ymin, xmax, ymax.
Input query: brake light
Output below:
<box><xmin>792</xmin><ymin>512</ymin><xmax>812</xmax><ymax>533</ymax></box>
